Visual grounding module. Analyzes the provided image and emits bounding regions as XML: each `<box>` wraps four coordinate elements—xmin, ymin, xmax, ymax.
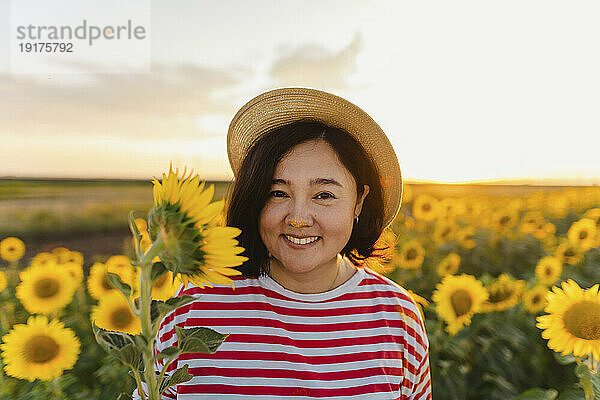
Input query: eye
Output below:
<box><xmin>316</xmin><ymin>192</ymin><xmax>335</xmax><ymax>200</ymax></box>
<box><xmin>270</xmin><ymin>190</ymin><xmax>288</xmax><ymax>198</ymax></box>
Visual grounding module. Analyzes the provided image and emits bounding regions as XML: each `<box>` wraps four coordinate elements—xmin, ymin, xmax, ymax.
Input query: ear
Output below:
<box><xmin>354</xmin><ymin>184</ymin><xmax>370</xmax><ymax>218</ymax></box>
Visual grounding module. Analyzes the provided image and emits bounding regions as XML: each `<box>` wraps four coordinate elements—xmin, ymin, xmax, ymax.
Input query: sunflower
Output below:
<box><xmin>481</xmin><ymin>274</ymin><xmax>525</xmax><ymax>312</ymax></box>
<box><xmin>456</xmin><ymin>226</ymin><xmax>476</xmax><ymax>249</ymax></box>
<box><xmin>148</xmin><ymin>163</ymin><xmax>247</xmax><ymax>288</ymax></box>
<box><xmin>412</xmin><ymin>194</ymin><xmax>440</xmax><ymax>222</ymax></box>
<box><xmin>519</xmin><ymin>211</ymin><xmax>546</xmax><ymax>235</ymax></box>
<box><xmin>536</xmin><ymin>279</ymin><xmax>600</xmax><ymax>360</ymax></box>
<box><xmin>0</xmin><ymin>237</ymin><xmax>25</xmax><ymax>262</ymax></box>
<box><xmin>87</xmin><ymin>262</ymin><xmax>135</xmax><ymax>301</ymax></box>
<box><xmin>393</xmin><ymin>239</ymin><xmax>425</xmax><ymax>270</ymax></box>
<box><xmin>535</xmin><ymin>256</ymin><xmax>563</xmax><ymax>286</ymax></box>
<box><xmin>523</xmin><ymin>285</ymin><xmax>549</xmax><ymax>314</ymax></box>
<box><xmin>554</xmin><ymin>239</ymin><xmax>585</xmax><ymax>266</ymax></box>
<box><xmin>0</xmin><ymin>315</ymin><xmax>80</xmax><ymax>381</ymax></box>
<box><xmin>16</xmin><ymin>263</ymin><xmax>77</xmax><ymax>315</ymax></box>
<box><xmin>132</xmin><ymin>268</ymin><xmax>181</xmax><ymax>301</ymax></box>
<box><xmin>532</xmin><ymin>222</ymin><xmax>556</xmax><ymax>240</ymax></box>
<box><xmin>51</xmin><ymin>247</ymin><xmax>71</xmax><ymax>263</ymax></box>
<box><xmin>438</xmin><ymin>198</ymin><xmax>466</xmax><ymax>220</ymax></box>
<box><xmin>432</xmin><ymin>274</ymin><xmax>489</xmax><ymax>336</ymax></box>
<box><xmin>60</xmin><ymin>261</ymin><xmax>84</xmax><ymax>287</ymax></box>
<box><xmin>91</xmin><ymin>291</ymin><xmax>141</xmax><ymax>335</ymax></box>
<box><xmin>567</xmin><ymin>218</ymin><xmax>597</xmax><ymax>251</ymax></box>
<box><xmin>437</xmin><ymin>253</ymin><xmax>461</xmax><ymax>277</ymax></box>
<box><xmin>490</xmin><ymin>208</ymin><xmax>519</xmax><ymax>232</ymax></box>
<box><xmin>105</xmin><ymin>255</ymin><xmax>137</xmax><ymax>293</ymax></box>
<box><xmin>432</xmin><ymin>220</ymin><xmax>458</xmax><ymax>244</ymax></box>
<box><xmin>30</xmin><ymin>252</ymin><xmax>58</xmax><ymax>268</ymax></box>
<box><xmin>63</xmin><ymin>251</ymin><xmax>84</xmax><ymax>266</ymax></box>
<box><xmin>0</xmin><ymin>270</ymin><xmax>7</xmax><ymax>292</ymax></box>
<box><xmin>584</xmin><ymin>208</ymin><xmax>600</xmax><ymax>231</ymax></box>
<box><xmin>105</xmin><ymin>255</ymin><xmax>135</xmax><ymax>279</ymax></box>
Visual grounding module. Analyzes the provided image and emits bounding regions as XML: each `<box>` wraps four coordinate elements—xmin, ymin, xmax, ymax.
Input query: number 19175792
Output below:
<box><xmin>18</xmin><ymin>42</ymin><xmax>73</xmax><ymax>52</ymax></box>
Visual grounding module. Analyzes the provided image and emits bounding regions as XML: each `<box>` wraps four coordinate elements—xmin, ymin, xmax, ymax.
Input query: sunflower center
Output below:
<box><xmin>545</xmin><ymin>267</ymin><xmax>553</xmax><ymax>277</ymax></box>
<box><xmin>406</xmin><ymin>249</ymin><xmax>418</xmax><ymax>260</ymax></box>
<box><xmin>563</xmin><ymin>301</ymin><xmax>600</xmax><ymax>340</ymax></box>
<box><xmin>442</xmin><ymin>228</ymin><xmax>450</xmax><ymax>237</ymax></box>
<box><xmin>565</xmin><ymin>249</ymin><xmax>575</xmax><ymax>257</ymax></box>
<box><xmin>102</xmin><ymin>274</ymin><xmax>114</xmax><ymax>290</ymax></box>
<box><xmin>532</xmin><ymin>294</ymin><xmax>541</xmax><ymax>304</ymax></box>
<box><xmin>500</xmin><ymin>216</ymin><xmax>510</xmax><ymax>226</ymax></box>
<box><xmin>8</xmin><ymin>246</ymin><xmax>15</xmax><ymax>252</ymax></box>
<box><xmin>489</xmin><ymin>287</ymin><xmax>513</xmax><ymax>304</ymax></box>
<box><xmin>450</xmin><ymin>289</ymin><xmax>473</xmax><ymax>317</ymax></box>
<box><xmin>422</xmin><ymin>204</ymin><xmax>431</xmax><ymax>212</ymax></box>
<box><xmin>24</xmin><ymin>335</ymin><xmax>59</xmax><ymax>364</ymax></box>
<box><xmin>579</xmin><ymin>231</ymin><xmax>588</xmax><ymax>240</ymax></box>
<box><xmin>34</xmin><ymin>278</ymin><xmax>59</xmax><ymax>298</ymax></box>
<box><xmin>111</xmin><ymin>306</ymin><xmax>133</xmax><ymax>329</ymax></box>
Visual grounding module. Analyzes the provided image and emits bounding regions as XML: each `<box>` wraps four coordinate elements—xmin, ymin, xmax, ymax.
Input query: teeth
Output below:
<box><xmin>285</xmin><ymin>235</ymin><xmax>319</xmax><ymax>245</ymax></box>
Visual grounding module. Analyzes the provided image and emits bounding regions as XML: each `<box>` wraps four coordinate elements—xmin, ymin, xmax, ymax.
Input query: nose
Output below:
<box><xmin>287</xmin><ymin>213</ymin><xmax>311</xmax><ymax>228</ymax></box>
<box><xmin>285</xmin><ymin>203</ymin><xmax>313</xmax><ymax>228</ymax></box>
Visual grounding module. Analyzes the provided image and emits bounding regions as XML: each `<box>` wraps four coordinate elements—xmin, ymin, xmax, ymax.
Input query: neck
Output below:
<box><xmin>268</xmin><ymin>255</ymin><xmax>352</xmax><ymax>294</ymax></box>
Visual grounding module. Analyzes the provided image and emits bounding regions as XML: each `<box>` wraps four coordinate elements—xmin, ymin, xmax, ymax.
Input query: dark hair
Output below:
<box><xmin>226</xmin><ymin>119</ymin><xmax>388</xmax><ymax>278</ymax></box>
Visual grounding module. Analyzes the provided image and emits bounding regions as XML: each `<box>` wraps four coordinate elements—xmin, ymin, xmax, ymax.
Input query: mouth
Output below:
<box><xmin>281</xmin><ymin>234</ymin><xmax>321</xmax><ymax>248</ymax></box>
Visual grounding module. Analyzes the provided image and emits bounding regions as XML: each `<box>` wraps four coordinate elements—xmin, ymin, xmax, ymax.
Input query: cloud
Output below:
<box><xmin>0</xmin><ymin>62</ymin><xmax>245</xmax><ymax>140</ymax></box>
<box><xmin>269</xmin><ymin>33</ymin><xmax>363</xmax><ymax>90</ymax></box>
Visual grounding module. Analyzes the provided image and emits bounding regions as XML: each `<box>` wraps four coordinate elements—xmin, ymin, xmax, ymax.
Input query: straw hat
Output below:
<box><xmin>227</xmin><ymin>87</ymin><xmax>402</xmax><ymax>230</ymax></box>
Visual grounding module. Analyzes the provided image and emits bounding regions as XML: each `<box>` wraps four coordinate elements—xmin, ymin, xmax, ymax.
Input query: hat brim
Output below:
<box><xmin>227</xmin><ymin>87</ymin><xmax>402</xmax><ymax>230</ymax></box>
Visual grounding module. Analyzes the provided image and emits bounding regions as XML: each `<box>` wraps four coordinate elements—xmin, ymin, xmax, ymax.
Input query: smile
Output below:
<box><xmin>282</xmin><ymin>235</ymin><xmax>321</xmax><ymax>246</ymax></box>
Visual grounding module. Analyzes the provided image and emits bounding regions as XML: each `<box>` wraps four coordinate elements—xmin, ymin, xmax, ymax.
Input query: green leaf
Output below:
<box><xmin>175</xmin><ymin>326</ymin><xmax>229</xmax><ymax>354</ymax></box>
<box><xmin>151</xmin><ymin>261</ymin><xmax>168</xmax><ymax>282</ymax></box>
<box><xmin>179</xmin><ymin>337</ymin><xmax>212</xmax><ymax>354</ymax></box>
<box><xmin>92</xmin><ymin>323</ymin><xmax>136</xmax><ymax>352</ymax></box>
<box><xmin>108</xmin><ymin>343</ymin><xmax>143</xmax><ymax>370</ymax></box>
<box><xmin>511</xmin><ymin>388</ymin><xmax>558</xmax><ymax>400</ymax></box>
<box><xmin>159</xmin><ymin>364</ymin><xmax>193</xmax><ymax>394</ymax></box>
<box><xmin>554</xmin><ymin>352</ymin><xmax>578</xmax><ymax>365</ymax></box>
<box><xmin>574</xmin><ymin>363</ymin><xmax>600</xmax><ymax>400</ymax></box>
<box><xmin>106</xmin><ymin>272</ymin><xmax>132</xmax><ymax>299</ymax></box>
<box><xmin>157</xmin><ymin>346</ymin><xmax>180</xmax><ymax>360</ymax></box>
<box><xmin>151</xmin><ymin>295</ymin><xmax>196</xmax><ymax>326</ymax></box>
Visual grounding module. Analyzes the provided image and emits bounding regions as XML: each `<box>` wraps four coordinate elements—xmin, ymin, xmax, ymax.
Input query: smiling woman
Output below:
<box><xmin>134</xmin><ymin>88</ymin><xmax>432</xmax><ymax>400</ymax></box>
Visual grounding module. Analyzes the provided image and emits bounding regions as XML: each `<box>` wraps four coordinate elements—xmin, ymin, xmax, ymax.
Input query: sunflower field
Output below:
<box><xmin>0</xmin><ymin>182</ymin><xmax>599</xmax><ymax>399</ymax></box>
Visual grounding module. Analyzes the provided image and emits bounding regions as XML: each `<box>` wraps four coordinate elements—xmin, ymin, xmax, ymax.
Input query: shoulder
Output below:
<box><xmin>359</xmin><ymin>267</ymin><xmax>421</xmax><ymax>311</ymax></box>
<box><xmin>359</xmin><ymin>267</ymin><xmax>429</xmax><ymax>341</ymax></box>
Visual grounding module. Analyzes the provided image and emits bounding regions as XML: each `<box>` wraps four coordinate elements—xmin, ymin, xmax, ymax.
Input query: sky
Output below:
<box><xmin>1</xmin><ymin>0</ymin><xmax>599</xmax><ymax>184</ymax></box>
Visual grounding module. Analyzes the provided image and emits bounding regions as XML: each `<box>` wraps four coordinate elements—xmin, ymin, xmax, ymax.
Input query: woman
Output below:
<box><xmin>145</xmin><ymin>88</ymin><xmax>431</xmax><ymax>399</ymax></box>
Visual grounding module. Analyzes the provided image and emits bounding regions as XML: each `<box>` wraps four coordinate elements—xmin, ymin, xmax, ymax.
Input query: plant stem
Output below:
<box><xmin>158</xmin><ymin>353</ymin><xmax>179</xmax><ymax>391</ymax></box>
<box><xmin>138</xmin><ymin>236</ymin><xmax>165</xmax><ymax>400</ymax></box>
<box><xmin>133</xmin><ymin>369</ymin><xmax>147</xmax><ymax>400</ymax></box>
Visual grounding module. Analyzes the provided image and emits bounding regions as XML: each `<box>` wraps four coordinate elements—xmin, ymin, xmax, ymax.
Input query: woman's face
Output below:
<box><xmin>259</xmin><ymin>139</ymin><xmax>370</xmax><ymax>276</ymax></box>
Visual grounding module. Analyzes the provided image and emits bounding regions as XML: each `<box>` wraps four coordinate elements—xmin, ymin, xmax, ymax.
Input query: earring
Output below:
<box><xmin>354</xmin><ymin>216</ymin><xmax>359</xmax><ymax>224</ymax></box>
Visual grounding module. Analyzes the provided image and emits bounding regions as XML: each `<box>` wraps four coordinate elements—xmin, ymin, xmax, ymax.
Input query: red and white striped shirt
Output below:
<box><xmin>133</xmin><ymin>259</ymin><xmax>431</xmax><ymax>399</ymax></box>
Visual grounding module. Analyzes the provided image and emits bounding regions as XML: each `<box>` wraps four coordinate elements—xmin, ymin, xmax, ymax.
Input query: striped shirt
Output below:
<box><xmin>133</xmin><ymin>258</ymin><xmax>431</xmax><ymax>399</ymax></box>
